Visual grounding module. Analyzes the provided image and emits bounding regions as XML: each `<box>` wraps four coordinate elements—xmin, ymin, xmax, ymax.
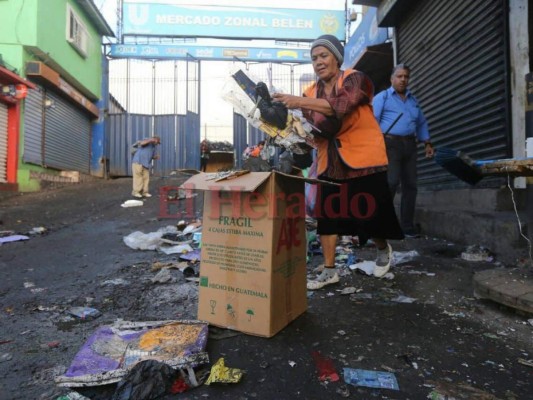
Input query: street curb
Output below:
<box><xmin>473</xmin><ymin>268</ymin><xmax>533</xmax><ymax>314</ymax></box>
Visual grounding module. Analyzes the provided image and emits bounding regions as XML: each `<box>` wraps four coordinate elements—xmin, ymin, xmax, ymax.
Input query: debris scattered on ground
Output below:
<box><xmin>165</xmin><ymin>187</ymin><xmax>198</xmax><ymax>201</ymax></box>
<box><xmin>407</xmin><ymin>270</ymin><xmax>436</xmax><ymax>276</ymax></box>
<box><xmin>517</xmin><ymin>358</ymin><xmax>533</xmax><ymax>368</ymax></box>
<box><xmin>56</xmin><ymin>320</ymin><xmax>209</xmax><ymax>387</ymax></box>
<box><xmin>391</xmin><ymin>295</ymin><xmax>417</xmax><ymax>303</ymax></box>
<box><xmin>55</xmin><ymin>391</ymin><xmax>90</xmax><ymax>400</ymax></box>
<box><xmin>205</xmin><ymin>358</ymin><xmax>243</xmax><ymax>385</ymax></box>
<box><xmin>158</xmin><ymin>243</ymin><xmax>194</xmax><ymax>255</ymax></box>
<box><xmin>311</xmin><ymin>351</ymin><xmax>339</xmax><ymax>382</ymax></box>
<box><xmin>343</xmin><ymin>368</ymin><xmax>400</xmax><ymax>390</ymax></box>
<box><xmin>68</xmin><ymin>307</ymin><xmax>101</xmax><ymax>320</ymax></box>
<box><xmin>120</xmin><ymin>199</ymin><xmax>143</xmax><ymax>208</ymax></box>
<box><xmin>28</xmin><ymin>226</ymin><xmax>47</xmax><ymax>235</ymax></box>
<box><xmin>123</xmin><ymin>225</ymin><xmax>203</xmax><ymax>258</ymax></box>
<box><xmin>100</xmin><ymin>278</ymin><xmax>129</xmax><ymax>286</ymax></box>
<box><xmin>461</xmin><ymin>244</ymin><xmax>493</xmax><ymax>262</ymax></box>
<box><xmin>393</xmin><ymin>250</ymin><xmax>420</xmax><ymax>265</ymax></box>
<box><xmin>123</xmin><ymin>230</ymin><xmax>164</xmax><ymax>250</ymax></box>
<box><xmin>338</xmin><ymin>287</ymin><xmax>359</xmax><ymax>295</ymax></box>
<box><xmin>0</xmin><ymin>234</ymin><xmax>29</xmax><ymax>244</ymax></box>
<box><xmin>111</xmin><ymin>359</ymin><xmax>189</xmax><ymax>400</ymax></box>
<box><xmin>151</xmin><ymin>268</ymin><xmax>176</xmax><ymax>284</ymax></box>
<box><xmin>336</xmin><ymin>385</ymin><xmax>351</xmax><ymax>398</ymax></box>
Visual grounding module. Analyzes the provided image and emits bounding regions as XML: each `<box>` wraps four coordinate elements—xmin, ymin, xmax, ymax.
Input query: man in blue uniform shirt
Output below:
<box><xmin>373</xmin><ymin>64</ymin><xmax>434</xmax><ymax>237</ymax></box>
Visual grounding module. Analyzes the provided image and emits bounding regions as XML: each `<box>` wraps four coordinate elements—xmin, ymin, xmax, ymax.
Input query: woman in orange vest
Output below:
<box><xmin>273</xmin><ymin>35</ymin><xmax>403</xmax><ymax>290</ymax></box>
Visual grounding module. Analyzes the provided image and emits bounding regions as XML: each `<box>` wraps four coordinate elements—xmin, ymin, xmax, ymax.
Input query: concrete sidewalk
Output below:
<box><xmin>474</xmin><ymin>268</ymin><xmax>533</xmax><ymax>314</ymax></box>
<box><xmin>416</xmin><ymin>187</ymin><xmax>533</xmax><ymax>314</ymax></box>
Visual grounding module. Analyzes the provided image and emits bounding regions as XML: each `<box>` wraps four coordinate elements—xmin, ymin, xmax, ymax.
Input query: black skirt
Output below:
<box><xmin>314</xmin><ymin>171</ymin><xmax>404</xmax><ymax>240</ymax></box>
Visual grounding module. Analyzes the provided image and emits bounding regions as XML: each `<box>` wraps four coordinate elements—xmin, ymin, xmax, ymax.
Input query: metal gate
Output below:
<box><xmin>0</xmin><ymin>102</ymin><xmax>8</xmax><ymax>182</ymax></box>
<box><xmin>397</xmin><ymin>0</ymin><xmax>510</xmax><ymax>189</ymax></box>
<box><xmin>23</xmin><ymin>85</ymin><xmax>91</xmax><ymax>173</ymax></box>
<box><xmin>107</xmin><ymin>113</ymin><xmax>150</xmax><ymax>177</ymax></box>
<box><xmin>107</xmin><ymin>58</ymin><xmax>201</xmax><ymax>176</ymax></box>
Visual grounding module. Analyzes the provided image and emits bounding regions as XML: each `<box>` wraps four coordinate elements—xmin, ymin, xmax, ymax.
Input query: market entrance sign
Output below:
<box><xmin>109</xmin><ymin>44</ymin><xmax>311</xmax><ymax>63</ymax></box>
<box><xmin>123</xmin><ymin>2</ymin><xmax>345</xmax><ymax>41</ymax></box>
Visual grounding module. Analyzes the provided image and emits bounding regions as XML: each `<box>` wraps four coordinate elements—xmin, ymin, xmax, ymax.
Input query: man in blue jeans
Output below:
<box><xmin>373</xmin><ymin>64</ymin><xmax>434</xmax><ymax>237</ymax></box>
<box><xmin>131</xmin><ymin>136</ymin><xmax>160</xmax><ymax>198</ymax></box>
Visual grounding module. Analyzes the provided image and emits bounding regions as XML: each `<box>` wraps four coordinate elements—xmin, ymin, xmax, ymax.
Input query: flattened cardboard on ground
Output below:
<box><xmin>181</xmin><ymin>171</ymin><xmax>328</xmax><ymax>337</ymax></box>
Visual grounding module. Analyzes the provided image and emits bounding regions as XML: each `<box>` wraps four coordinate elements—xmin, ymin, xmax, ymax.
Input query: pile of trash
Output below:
<box><xmin>55</xmin><ymin>320</ymin><xmax>245</xmax><ymax>399</ymax></box>
<box><xmin>221</xmin><ymin>68</ymin><xmax>315</xmax><ymax>156</ymax></box>
<box><xmin>207</xmin><ymin>140</ymin><xmax>233</xmax><ymax>152</ymax></box>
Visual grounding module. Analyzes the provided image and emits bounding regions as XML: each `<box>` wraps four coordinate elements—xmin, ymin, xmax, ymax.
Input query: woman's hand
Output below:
<box><xmin>272</xmin><ymin>93</ymin><xmax>298</xmax><ymax>109</ymax></box>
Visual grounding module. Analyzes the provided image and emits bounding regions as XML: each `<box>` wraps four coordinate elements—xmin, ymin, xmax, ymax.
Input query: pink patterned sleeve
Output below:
<box><xmin>305</xmin><ymin>71</ymin><xmax>374</xmax><ymax>138</ymax></box>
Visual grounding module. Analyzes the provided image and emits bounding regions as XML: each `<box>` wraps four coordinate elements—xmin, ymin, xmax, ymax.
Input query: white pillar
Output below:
<box><xmin>509</xmin><ymin>0</ymin><xmax>530</xmax><ymax>188</ymax></box>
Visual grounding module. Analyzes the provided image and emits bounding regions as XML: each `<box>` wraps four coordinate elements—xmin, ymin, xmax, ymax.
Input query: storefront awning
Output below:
<box><xmin>343</xmin><ymin>7</ymin><xmax>392</xmax><ymax>91</ymax></box>
<box><xmin>26</xmin><ymin>61</ymin><xmax>99</xmax><ymax>117</ymax></box>
<box><xmin>0</xmin><ymin>65</ymin><xmax>36</xmax><ymax>87</ymax></box>
<box><xmin>352</xmin><ymin>42</ymin><xmax>393</xmax><ymax>92</ymax></box>
<box><xmin>0</xmin><ymin>65</ymin><xmax>36</xmax><ymax>104</ymax></box>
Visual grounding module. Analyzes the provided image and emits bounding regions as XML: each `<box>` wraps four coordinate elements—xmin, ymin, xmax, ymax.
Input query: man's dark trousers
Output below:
<box><xmin>385</xmin><ymin>135</ymin><xmax>418</xmax><ymax>234</ymax></box>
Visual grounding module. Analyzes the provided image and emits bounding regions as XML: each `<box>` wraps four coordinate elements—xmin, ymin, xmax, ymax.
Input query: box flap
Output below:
<box><xmin>181</xmin><ymin>172</ymin><xmax>272</xmax><ymax>192</ymax></box>
<box><xmin>181</xmin><ymin>170</ymin><xmax>338</xmax><ymax>191</ymax></box>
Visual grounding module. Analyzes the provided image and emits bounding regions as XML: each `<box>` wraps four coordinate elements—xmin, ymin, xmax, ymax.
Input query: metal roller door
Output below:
<box><xmin>0</xmin><ymin>102</ymin><xmax>8</xmax><ymax>182</ymax></box>
<box><xmin>23</xmin><ymin>86</ymin><xmax>44</xmax><ymax>165</ymax></box>
<box><xmin>397</xmin><ymin>0</ymin><xmax>510</xmax><ymax>188</ymax></box>
<box><xmin>44</xmin><ymin>91</ymin><xmax>91</xmax><ymax>173</ymax></box>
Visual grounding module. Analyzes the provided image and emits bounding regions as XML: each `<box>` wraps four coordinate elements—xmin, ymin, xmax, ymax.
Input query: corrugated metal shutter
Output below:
<box><xmin>23</xmin><ymin>86</ymin><xmax>44</xmax><ymax>165</ymax></box>
<box><xmin>0</xmin><ymin>102</ymin><xmax>8</xmax><ymax>182</ymax></box>
<box><xmin>397</xmin><ymin>0</ymin><xmax>509</xmax><ymax>189</ymax></box>
<box><xmin>44</xmin><ymin>91</ymin><xmax>91</xmax><ymax>173</ymax></box>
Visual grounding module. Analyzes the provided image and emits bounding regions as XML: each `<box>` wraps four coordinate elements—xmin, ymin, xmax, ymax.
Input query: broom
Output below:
<box><xmin>434</xmin><ymin>147</ymin><xmax>483</xmax><ymax>185</ymax></box>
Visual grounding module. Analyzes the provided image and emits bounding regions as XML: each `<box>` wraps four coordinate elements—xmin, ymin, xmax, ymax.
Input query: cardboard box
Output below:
<box><xmin>182</xmin><ymin>171</ymin><xmax>310</xmax><ymax>337</ymax></box>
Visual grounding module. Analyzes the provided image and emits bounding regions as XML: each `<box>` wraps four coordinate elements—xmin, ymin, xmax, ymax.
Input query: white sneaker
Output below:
<box><xmin>143</xmin><ymin>193</ymin><xmax>152</xmax><ymax>198</ymax></box>
<box><xmin>374</xmin><ymin>243</ymin><xmax>392</xmax><ymax>278</ymax></box>
<box><xmin>132</xmin><ymin>193</ymin><xmax>143</xmax><ymax>199</ymax></box>
<box><xmin>312</xmin><ymin>264</ymin><xmax>325</xmax><ymax>274</ymax></box>
<box><xmin>307</xmin><ymin>270</ymin><xmax>340</xmax><ymax>290</ymax></box>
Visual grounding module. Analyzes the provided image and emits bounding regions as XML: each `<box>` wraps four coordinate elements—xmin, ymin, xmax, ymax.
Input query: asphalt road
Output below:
<box><xmin>0</xmin><ymin>173</ymin><xmax>532</xmax><ymax>400</ymax></box>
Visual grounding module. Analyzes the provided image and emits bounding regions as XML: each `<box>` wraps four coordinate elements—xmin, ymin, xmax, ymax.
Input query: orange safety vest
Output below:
<box><xmin>304</xmin><ymin>69</ymin><xmax>388</xmax><ymax>175</ymax></box>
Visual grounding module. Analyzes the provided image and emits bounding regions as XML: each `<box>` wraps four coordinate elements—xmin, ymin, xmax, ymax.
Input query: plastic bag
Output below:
<box><xmin>255</xmin><ymin>82</ymin><xmax>288</xmax><ymax>129</ymax></box>
<box><xmin>111</xmin><ymin>360</ymin><xmax>177</xmax><ymax>400</ymax></box>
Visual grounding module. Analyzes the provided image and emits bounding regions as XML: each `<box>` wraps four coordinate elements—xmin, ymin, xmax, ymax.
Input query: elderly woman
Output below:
<box><xmin>273</xmin><ymin>35</ymin><xmax>404</xmax><ymax>289</ymax></box>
